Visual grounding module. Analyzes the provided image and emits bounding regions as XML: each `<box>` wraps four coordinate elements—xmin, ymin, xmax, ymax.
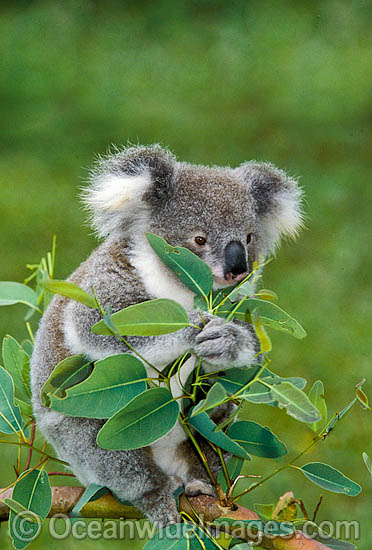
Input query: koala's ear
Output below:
<box><xmin>82</xmin><ymin>144</ymin><xmax>175</xmax><ymax>238</ymax></box>
<box><xmin>237</xmin><ymin>161</ymin><xmax>304</xmax><ymax>253</ymax></box>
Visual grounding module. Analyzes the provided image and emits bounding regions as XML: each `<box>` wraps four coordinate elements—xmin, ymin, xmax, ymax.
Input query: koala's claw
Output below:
<box><xmin>194</xmin><ymin>317</ymin><xmax>255</xmax><ymax>367</ymax></box>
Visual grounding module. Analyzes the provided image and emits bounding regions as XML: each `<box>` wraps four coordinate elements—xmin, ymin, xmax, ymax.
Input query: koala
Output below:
<box><xmin>30</xmin><ymin>144</ymin><xmax>302</xmax><ymax>526</ymax></box>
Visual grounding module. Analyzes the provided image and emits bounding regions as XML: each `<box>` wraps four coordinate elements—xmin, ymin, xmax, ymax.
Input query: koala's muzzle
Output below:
<box><xmin>224</xmin><ymin>241</ymin><xmax>248</xmax><ymax>283</ymax></box>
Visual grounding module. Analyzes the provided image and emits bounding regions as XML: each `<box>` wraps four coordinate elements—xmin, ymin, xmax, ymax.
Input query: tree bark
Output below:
<box><xmin>0</xmin><ymin>486</ymin><xmax>333</xmax><ymax>550</ymax></box>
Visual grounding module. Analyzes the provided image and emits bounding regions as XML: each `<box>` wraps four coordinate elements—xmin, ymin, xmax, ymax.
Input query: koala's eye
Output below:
<box><xmin>195</xmin><ymin>236</ymin><xmax>207</xmax><ymax>246</ymax></box>
<box><xmin>247</xmin><ymin>233</ymin><xmax>253</xmax><ymax>244</ymax></box>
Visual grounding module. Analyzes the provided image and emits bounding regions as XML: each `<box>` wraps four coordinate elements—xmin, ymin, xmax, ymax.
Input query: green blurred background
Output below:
<box><xmin>1</xmin><ymin>0</ymin><xmax>371</xmax><ymax>548</ymax></box>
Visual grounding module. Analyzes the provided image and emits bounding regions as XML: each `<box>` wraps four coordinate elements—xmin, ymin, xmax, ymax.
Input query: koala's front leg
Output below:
<box><xmin>194</xmin><ymin>317</ymin><xmax>260</xmax><ymax>369</ymax></box>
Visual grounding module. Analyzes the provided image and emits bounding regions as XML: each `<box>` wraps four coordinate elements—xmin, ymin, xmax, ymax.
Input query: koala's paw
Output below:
<box><xmin>194</xmin><ymin>317</ymin><xmax>256</xmax><ymax>367</ymax></box>
<box><xmin>184</xmin><ymin>479</ymin><xmax>217</xmax><ymax>497</ymax></box>
<box><xmin>184</xmin><ymin>310</ymin><xmax>215</xmax><ymax>344</ymax></box>
<box><xmin>134</xmin><ymin>476</ymin><xmax>182</xmax><ymax>528</ymax></box>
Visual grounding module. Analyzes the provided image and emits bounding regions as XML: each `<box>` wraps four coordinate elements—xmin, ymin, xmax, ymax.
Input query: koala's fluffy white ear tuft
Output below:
<box><xmin>238</xmin><ymin>162</ymin><xmax>304</xmax><ymax>254</ymax></box>
<box><xmin>82</xmin><ymin>145</ymin><xmax>175</xmax><ymax>238</ymax></box>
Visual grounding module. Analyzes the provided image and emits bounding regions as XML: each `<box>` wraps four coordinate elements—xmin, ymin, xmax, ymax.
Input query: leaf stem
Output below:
<box><xmin>0</xmin><ymin>439</ymin><xmax>69</xmax><ymax>466</ymax></box>
<box><xmin>180</xmin><ymin>415</ymin><xmax>217</xmax><ymax>488</ymax></box>
<box><xmin>24</xmin><ymin>420</ymin><xmax>36</xmax><ymax>470</ymax></box>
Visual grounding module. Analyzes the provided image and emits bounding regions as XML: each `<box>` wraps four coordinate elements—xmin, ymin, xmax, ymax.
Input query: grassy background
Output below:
<box><xmin>1</xmin><ymin>1</ymin><xmax>371</xmax><ymax>548</ymax></box>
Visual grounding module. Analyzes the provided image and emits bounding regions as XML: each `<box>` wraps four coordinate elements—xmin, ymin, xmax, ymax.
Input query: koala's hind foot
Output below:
<box><xmin>184</xmin><ymin>479</ymin><xmax>217</xmax><ymax>497</ymax></box>
<box><xmin>131</xmin><ymin>475</ymin><xmax>182</xmax><ymax>528</ymax></box>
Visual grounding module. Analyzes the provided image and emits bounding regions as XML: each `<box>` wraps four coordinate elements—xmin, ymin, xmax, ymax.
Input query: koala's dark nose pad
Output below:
<box><xmin>224</xmin><ymin>241</ymin><xmax>248</xmax><ymax>283</ymax></box>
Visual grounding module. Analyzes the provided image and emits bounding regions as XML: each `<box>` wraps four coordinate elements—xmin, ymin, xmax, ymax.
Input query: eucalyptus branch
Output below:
<box><xmin>0</xmin><ymin>439</ymin><xmax>69</xmax><ymax>466</ymax></box>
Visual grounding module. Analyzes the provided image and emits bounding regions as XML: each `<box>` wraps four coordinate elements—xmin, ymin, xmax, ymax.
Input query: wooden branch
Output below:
<box><xmin>0</xmin><ymin>486</ymin><xmax>332</xmax><ymax>550</ymax></box>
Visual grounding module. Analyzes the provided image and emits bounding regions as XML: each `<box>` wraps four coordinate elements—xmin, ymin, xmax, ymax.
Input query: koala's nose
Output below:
<box><xmin>224</xmin><ymin>241</ymin><xmax>248</xmax><ymax>283</ymax></box>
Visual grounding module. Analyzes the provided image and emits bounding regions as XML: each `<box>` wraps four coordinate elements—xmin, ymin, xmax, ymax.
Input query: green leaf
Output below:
<box><xmin>251</xmin><ymin>309</ymin><xmax>272</xmax><ymax>352</ymax></box>
<box><xmin>254</xmin><ymin>289</ymin><xmax>278</xmax><ymax>301</ymax></box>
<box><xmin>223</xmin><ymin>367</ymin><xmax>306</xmax><ymax>407</ymax></box>
<box><xmin>188</xmin><ymin>409</ymin><xmax>251</xmax><ymax>460</ymax></box>
<box><xmin>4</xmin><ymin>498</ymin><xmax>38</xmax><ymax>521</ymax></box>
<box><xmin>144</xmin><ymin>522</ymin><xmax>218</xmax><ymax>550</ymax></box>
<box><xmin>228</xmin><ymin>420</ymin><xmax>287</xmax><ymax>458</ymax></box>
<box><xmin>191</xmin><ymin>383</ymin><xmax>227</xmax><ymax>417</ymax></box>
<box><xmin>40</xmin><ymin>355</ymin><xmax>93</xmax><ymax>407</ymax></box>
<box><xmin>308</xmin><ymin>380</ymin><xmax>327</xmax><ymax>432</ymax></box>
<box><xmin>217</xmin><ymin>456</ymin><xmax>244</xmax><ymax>492</ymax></box>
<box><xmin>97</xmin><ymin>387</ymin><xmax>179</xmax><ymax>450</ymax></box>
<box><xmin>0</xmin><ymin>282</ymin><xmax>39</xmax><ymax>311</ymax></box>
<box><xmin>146</xmin><ymin>233</ymin><xmax>213</xmax><ymax>297</ymax></box>
<box><xmin>2</xmin><ymin>336</ymin><xmax>32</xmax><ymax>407</ymax></box>
<box><xmin>92</xmin><ymin>298</ymin><xmax>190</xmax><ymax>336</ymax></box>
<box><xmin>219</xmin><ymin>298</ymin><xmax>306</xmax><ymax>339</ymax></box>
<box><xmin>69</xmin><ymin>484</ymin><xmax>109</xmax><ymax>517</ymax></box>
<box><xmin>217</xmin><ymin>365</ymin><xmax>262</xmax><ymax>395</ymax></box>
<box><xmin>42</xmin><ymin>279</ymin><xmax>97</xmax><ymax>308</ymax></box>
<box><xmin>266</xmin><ymin>381</ymin><xmax>321</xmax><ymax>423</ymax></box>
<box><xmin>226</xmin><ymin>279</ymin><xmax>255</xmax><ymax>301</ymax></box>
<box><xmin>21</xmin><ymin>340</ymin><xmax>34</xmax><ymax>357</ymax></box>
<box><xmin>355</xmin><ymin>385</ymin><xmax>369</xmax><ymax>409</ymax></box>
<box><xmin>362</xmin><ymin>451</ymin><xmax>372</xmax><ymax>478</ymax></box>
<box><xmin>299</xmin><ymin>462</ymin><xmax>361</xmax><ymax>496</ymax></box>
<box><xmin>254</xmin><ymin>503</ymin><xmax>274</xmax><ymax>521</ymax></box>
<box><xmin>48</xmin><ymin>354</ymin><xmax>147</xmax><ymax>418</ymax></box>
<box><xmin>9</xmin><ymin>469</ymin><xmax>52</xmax><ymax>549</ymax></box>
<box><xmin>0</xmin><ymin>366</ymin><xmax>23</xmax><ymax>434</ymax></box>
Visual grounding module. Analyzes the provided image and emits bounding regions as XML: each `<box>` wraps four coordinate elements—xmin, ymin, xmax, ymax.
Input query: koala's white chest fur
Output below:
<box><xmin>150</xmin><ymin>355</ymin><xmax>196</xmax><ymax>481</ymax></box>
<box><xmin>129</xmin><ymin>237</ymin><xmax>195</xmax><ymax>311</ymax></box>
<box><xmin>129</xmin><ymin>237</ymin><xmax>196</xmax><ymax>479</ymax></box>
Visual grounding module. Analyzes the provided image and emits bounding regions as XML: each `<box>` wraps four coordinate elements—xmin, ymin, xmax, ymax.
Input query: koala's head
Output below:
<box><xmin>83</xmin><ymin>144</ymin><xmax>303</xmax><ymax>288</ymax></box>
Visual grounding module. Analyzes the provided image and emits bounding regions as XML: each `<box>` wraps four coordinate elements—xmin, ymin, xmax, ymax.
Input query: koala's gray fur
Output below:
<box><xmin>30</xmin><ymin>144</ymin><xmax>303</xmax><ymax>526</ymax></box>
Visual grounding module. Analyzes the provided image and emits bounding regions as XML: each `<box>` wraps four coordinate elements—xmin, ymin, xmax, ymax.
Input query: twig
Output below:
<box><xmin>24</xmin><ymin>420</ymin><xmax>36</xmax><ymax>470</ymax></box>
<box><xmin>312</xmin><ymin>495</ymin><xmax>323</xmax><ymax>522</ymax></box>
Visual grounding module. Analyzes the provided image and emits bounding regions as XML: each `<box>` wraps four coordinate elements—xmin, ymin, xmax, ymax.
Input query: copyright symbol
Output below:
<box><xmin>11</xmin><ymin>510</ymin><xmax>42</xmax><ymax>543</ymax></box>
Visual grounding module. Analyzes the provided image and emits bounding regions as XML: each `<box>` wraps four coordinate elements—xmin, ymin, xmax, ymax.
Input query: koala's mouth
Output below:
<box><xmin>213</xmin><ymin>272</ymin><xmax>248</xmax><ymax>288</ymax></box>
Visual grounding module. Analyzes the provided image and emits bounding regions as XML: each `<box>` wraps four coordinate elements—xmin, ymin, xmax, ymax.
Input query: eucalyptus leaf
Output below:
<box><xmin>9</xmin><ymin>469</ymin><xmax>52</xmax><ymax>549</ymax></box>
<box><xmin>308</xmin><ymin>380</ymin><xmax>327</xmax><ymax>432</ymax></box>
<box><xmin>0</xmin><ymin>282</ymin><xmax>39</xmax><ymax>311</ymax></box>
<box><xmin>146</xmin><ymin>233</ymin><xmax>213</xmax><ymax>297</ymax></box>
<box><xmin>191</xmin><ymin>383</ymin><xmax>227</xmax><ymax>416</ymax></box>
<box><xmin>97</xmin><ymin>387</ymin><xmax>179</xmax><ymax>450</ymax></box>
<box><xmin>4</xmin><ymin>498</ymin><xmax>38</xmax><ymax>520</ymax></box>
<box><xmin>254</xmin><ymin>289</ymin><xmax>278</xmax><ymax>301</ymax></box>
<box><xmin>299</xmin><ymin>462</ymin><xmax>361</xmax><ymax>496</ymax></box>
<box><xmin>217</xmin><ymin>365</ymin><xmax>262</xmax><ymax>395</ymax></box>
<box><xmin>40</xmin><ymin>354</ymin><xmax>93</xmax><ymax>407</ymax></box>
<box><xmin>362</xmin><ymin>451</ymin><xmax>372</xmax><ymax>478</ymax></box>
<box><xmin>188</xmin><ymin>409</ymin><xmax>251</xmax><ymax>460</ymax></box>
<box><xmin>144</xmin><ymin>522</ymin><xmax>217</xmax><ymax>550</ymax></box>
<box><xmin>2</xmin><ymin>335</ymin><xmax>32</xmax><ymax>406</ymax></box>
<box><xmin>0</xmin><ymin>366</ymin><xmax>23</xmax><ymax>434</ymax></box>
<box><xmin>218</xmin><ymin>298</ymin><xmax>306</xmax><ymax>339</ymax></box>
<box><xmin>92</xmin><ymin>298</ymin><xmax>190</xmax><ymax>336</ymax></box>
<box><xmin>267</xmin><ymin>381</ymin><xmax>321</xmax><ymax>423</ymax></box>
<box><xmin>69</xmin><ymin>484</ymin><xmax>109</xmax><ymax>517</ymax></box>
<box><xmin>251</xmin><ymin>309</ymin><xmax>272</xmax><ymax>352</ymax></box>
<box><xmin>254</xmin><ymin>503</ymin><xmax>274</xmax><ymax>521</ymax></box>
<box><xmin>48</xmin><ymin>354</ymin><xmax>147</xmax><ymax>418</ymax></box>
<box><xmin>42</xmin><ymin>279</ymin><xmax>97</xmax><ymax>308</ymax></box>
<box><xmin>228</xmin><ymin>420</ymin><xmax>287</xmax><ymax>458</ymax></box>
